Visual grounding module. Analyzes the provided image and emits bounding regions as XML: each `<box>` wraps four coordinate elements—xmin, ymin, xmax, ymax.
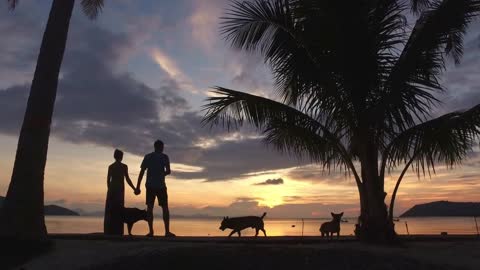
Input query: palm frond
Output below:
<box><xmin>379</xmin><ymin>0</ymin><xmax>480</xmax><ymax>131</ymax></box>
<box><xmin>203</xmin><ymin>87</ymin><xmax>349</xmax><ymax>164</ymax></box>
<box><xmin>386</xmin><ymin>104</ymin><xmax>480</xmax><ymax>175</ymax></box>
<box><xmin>221</xmin><ymin>0</ymin><xmax>323</xmax><ymax>102</ymax></box>
<box><xmin>204</xmin><ymin>87</ymin><xmax>315</xmax><ymax>130</ymax></box>
<box><xmin>221</xmin><ymin>0</ymin><xmax>294</xmax><ymax>52</ymax></box>
<box><xmin>398</xmin><ymin>0</ymin><xmax>480</xmax><ymax>70</ymax></box>
<box><xmin>264</xmin><ymin>118</ymin><xmax>347</xmax><ymax>169</ymax></box>
<box><xmin>220</xmin><ymin>0</ymin><xmax>368</xmax><ymax>133</ymax></box>
<box><xmin>410</xmin><ymin>0</ymin><xmax>432</xmax><ymax>13</ymax></box>
<box><xmin>81</xmin><ymin>0</ymin><xmax>104</xmax><ymax>19</ymax></box>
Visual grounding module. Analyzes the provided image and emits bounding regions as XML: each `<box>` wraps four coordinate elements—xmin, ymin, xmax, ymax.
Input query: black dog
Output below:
<box><xmin>320</xmin><ymin>212</ymin><xmax>343</xmax><ymax>239</ymax></box>
<box><xmin>123</xmin><ymin>207</ymin><xmax>148</xmax><ymax>236</ymax></box>
<box><xmin>219</xmin><ymin>212</ymin><xmax>267</xmax><ymax>237</ymax></box>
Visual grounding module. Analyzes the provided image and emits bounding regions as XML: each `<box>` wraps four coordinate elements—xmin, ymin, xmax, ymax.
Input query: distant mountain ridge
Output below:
<box><xmin>0</xmin><ymin>196</ymin><xmax>79</xmax><ymax>216</ymax></box>
<box><xmin>401</xmin><ymin>201</ymin><xmax>480</xmax><ymax>217</ymax></box>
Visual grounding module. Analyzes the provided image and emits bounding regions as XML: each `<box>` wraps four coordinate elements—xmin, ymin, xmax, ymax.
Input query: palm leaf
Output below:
<box><xmin>386</xmin><ymin>104</ymin><xmax>480</xmax><ymax>175</ymax></box>
<box><xmin>410</xmin><ymin>0</ymin><xmax>433</xmax><ymax>13</ymax></box>
<box><xmin>204</xmin><ymin>87</ymin><xmax>317</xmax><ymax>130</ymax></box>
<box><xmin>378</xmin><ymin>0</ymin><xmax>480</xmax><ymax>133</ymax></box>
<box><xmin>7</xmin><ymin>1</ymin><xmax>105</xmax><ymax>18</ymax></box>
<box><xmin>221</xmin><ymin>0</ymin><xmax>328</xmax><ymax>104</ymax></box>
<box><xmin>392</xmin><ymin>0</ymin><xmax>480</xmax><ymax>81</ymax></box>
<box><xmin>203</xmin><ymin>87</ymin><xmax>349</xmax><ymax>163</ymax></box>
<box><xmin>264</xmin><ymin>118</ymin><xmax>347</xmax><ymax>169</ymax></box>
<box><xmin>81</xmin><ymin>0</ymin><xmax>104</xmax><ymax>19</ymax></box>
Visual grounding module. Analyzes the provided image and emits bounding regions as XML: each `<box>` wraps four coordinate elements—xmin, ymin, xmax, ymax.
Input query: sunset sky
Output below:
<box><xmin>1</xmin><ymin>0</ymin><xmax>480</xmax><ymax>218</ymax></box>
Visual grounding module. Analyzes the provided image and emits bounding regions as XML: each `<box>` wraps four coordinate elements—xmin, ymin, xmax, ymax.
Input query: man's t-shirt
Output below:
<box><xmin>141</xmin><ymin>152</ymin><xmax>170</xmax><ymax>189</ymax></box>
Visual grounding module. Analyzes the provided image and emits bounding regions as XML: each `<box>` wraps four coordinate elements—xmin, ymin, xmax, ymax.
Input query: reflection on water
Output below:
<box><xmin>46</xmin><ymin>216</ymin><xmax>480</xmax><ymax>236</ymax></box>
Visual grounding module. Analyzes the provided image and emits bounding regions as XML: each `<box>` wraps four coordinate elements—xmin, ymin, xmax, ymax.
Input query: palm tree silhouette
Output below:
<box><xmin>203</xmin><ymin>0</ymin><xmax>480</xmax><ymax>242</ymax></box>
<box><xmin>0</xmin><ymin>0</ymin><xmax>104</xmax><ymax>240</ymax></box>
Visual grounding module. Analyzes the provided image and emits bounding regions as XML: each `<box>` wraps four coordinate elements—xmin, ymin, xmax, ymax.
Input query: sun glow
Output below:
<box><xmin>259</xmin><ymin>197</ymin><xmax>283</xmax><ymax>208</ymax></box>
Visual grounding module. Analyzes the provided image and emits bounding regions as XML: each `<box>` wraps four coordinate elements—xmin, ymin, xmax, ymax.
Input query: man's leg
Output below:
<box><xmin>145</xmin><ymin>188</ymin><xmax>155</xmax><ymax>236</ymax></box>
<box><xmin>147</xmin><ymin>204</ymin><xmax>154</xmax><ymax>236</ymax></box>
<box><xmin>161</xmin><ymin>204</ymin><xmax>170</xmax><ymax>234</ymax></box>
<box><xmin>160</xmin><ymin>188</ymin><xmax>175</xmax><ymax>237</ymax></box>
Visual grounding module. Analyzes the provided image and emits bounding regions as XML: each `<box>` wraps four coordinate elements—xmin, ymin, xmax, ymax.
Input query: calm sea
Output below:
<box><xmin>46</xmin><ymin>216</ymin><xmax>480</xmax><ymax>236</ymax></box>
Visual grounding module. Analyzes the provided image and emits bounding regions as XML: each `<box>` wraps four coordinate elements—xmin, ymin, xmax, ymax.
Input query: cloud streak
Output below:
<box><xmin>254</xmin><ymin>178</ymin><xmax>284</xmax><ymax>186</ymax></box>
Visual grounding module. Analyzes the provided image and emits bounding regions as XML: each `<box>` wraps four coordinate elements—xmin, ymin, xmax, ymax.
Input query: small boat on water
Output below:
<box><xmin>393</xmin><ymin>218</ymin><xmax>400</xmax><ymax>222</ymax></box>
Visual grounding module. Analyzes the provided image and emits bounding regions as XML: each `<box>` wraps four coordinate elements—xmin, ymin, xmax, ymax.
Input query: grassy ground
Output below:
<box><xmin>13</xmin><ymin>236</ymin><xmax>480</xmax><ymax>270</ymax></box>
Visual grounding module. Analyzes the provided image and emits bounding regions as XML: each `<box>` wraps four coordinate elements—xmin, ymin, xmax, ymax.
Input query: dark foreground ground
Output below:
<box><xmin>9</xmin><ymin>235</ymin><xmax>480</xmax><ymax>270</ymax></box>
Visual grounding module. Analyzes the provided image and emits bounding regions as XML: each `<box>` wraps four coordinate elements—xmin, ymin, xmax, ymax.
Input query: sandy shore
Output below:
<box><xmin>14</xmin><ymin>235</ymin><xmax>480</xmax><ymax>270</ymax></box>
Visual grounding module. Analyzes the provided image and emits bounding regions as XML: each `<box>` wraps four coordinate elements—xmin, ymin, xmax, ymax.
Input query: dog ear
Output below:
<box><xmin>226</xmin><ymin>216</ymin><xmax>229</xmax><ymax>219</ymax></box>
<box><xmin>340</xmin><ymin>212</ymin><xmax>344</xmax><ymax>216</ymax></box>
<box><xmin>331</xmin><ymin>212</ymin><xmax>334</xmax><ymax>217</ymax></box>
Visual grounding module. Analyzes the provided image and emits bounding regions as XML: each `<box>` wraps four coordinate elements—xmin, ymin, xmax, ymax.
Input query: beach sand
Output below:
<box><xmin>14</xmin><ymin>236</ymin><xmax>480</xmax><ymax>270</ymax></box>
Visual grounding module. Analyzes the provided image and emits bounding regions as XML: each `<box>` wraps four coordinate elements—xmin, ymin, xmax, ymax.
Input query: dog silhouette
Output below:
<box><xmin>219</xmin><ymin>212</ymin><xmax>267</xmax><ymax>237</ymax></box>
<box><xmin>123</xmin><ymin>207</ymin><xmax>148</xmax><ymax>236</ymax></box>
<box><xmin>320</xmin><ymin>212</ymin><xmax>343</xmax><ymax>239</ymax></box>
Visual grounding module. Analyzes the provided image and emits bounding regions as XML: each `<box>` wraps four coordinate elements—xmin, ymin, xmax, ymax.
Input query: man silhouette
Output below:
<box><xmin>135</xmin><ymin>140</ymin><xmax>175</xmax><ymax>237</ymax></box>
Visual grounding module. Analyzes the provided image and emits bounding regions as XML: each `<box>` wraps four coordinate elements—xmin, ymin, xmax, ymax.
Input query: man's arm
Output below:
<box><xmin>136</xmin><ymin>155</ymin><xmax>148</xmax><ymax>194</ymax></box>
<box><xmin>165</xmin><ymin>155</ymin><xmax>171</xmax><ymax>176</ymax></box>
<box><xmin>136</xmin><ymin>168</ymin><xmax>145</xmax><ymax>193</ymax></box>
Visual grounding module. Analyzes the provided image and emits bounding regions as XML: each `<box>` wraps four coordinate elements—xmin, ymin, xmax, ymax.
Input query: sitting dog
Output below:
<box><xmin>219</xmin><ymin>212</ymin><xmax>267</xmax><ymax>237</ymax></box>
<box><xmin>123</xmin><ymin>207</ymin><xmax>148</xmax><ymax>236</ymax></box>
<box><xmin>320</xmin><ymin>212</ymin><xmax>343</xmax><ymax>239</ymax></box>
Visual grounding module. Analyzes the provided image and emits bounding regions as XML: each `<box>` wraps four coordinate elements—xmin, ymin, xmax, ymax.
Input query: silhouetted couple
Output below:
<box><xmin>104</xmin><ymin>140</ymin><xmax>175</xmax><ymax>237</ymax></box>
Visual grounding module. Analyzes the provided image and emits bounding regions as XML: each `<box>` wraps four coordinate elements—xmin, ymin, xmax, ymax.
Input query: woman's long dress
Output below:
<box><xmin>104</xmin><ymin>162</ymin><xmax>126</xmax><ymax>235</ymax></box>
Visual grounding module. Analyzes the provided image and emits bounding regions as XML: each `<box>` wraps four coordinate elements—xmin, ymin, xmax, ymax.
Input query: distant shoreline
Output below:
<box><xmin>0</xmin><ymin>196</ymin><xmax>79</xmax><ymax>216</ymax></box>
<box><xmin>401</xmin><ymin>201</ymin><xmax>480</xmax><ymax>217</ymax></box>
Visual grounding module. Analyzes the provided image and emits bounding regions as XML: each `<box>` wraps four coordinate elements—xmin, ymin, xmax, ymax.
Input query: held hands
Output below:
<box><xmin>134</xmin><ymin>187</ymin><xmax>141</xmax><ymax>195</ymax></box>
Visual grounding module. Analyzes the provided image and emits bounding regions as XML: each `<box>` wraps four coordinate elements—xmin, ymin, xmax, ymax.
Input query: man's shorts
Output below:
<box><xmin>146</xmin><ymin>187</ymin><xmax>168</xmax><ymax>207</ymax></box>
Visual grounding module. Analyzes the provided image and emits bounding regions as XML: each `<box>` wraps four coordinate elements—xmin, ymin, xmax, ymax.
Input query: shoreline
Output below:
<box><xmin>49</xmin><ymin>233</ymin><xmax>480</xmax><ymax>243</ymax></box>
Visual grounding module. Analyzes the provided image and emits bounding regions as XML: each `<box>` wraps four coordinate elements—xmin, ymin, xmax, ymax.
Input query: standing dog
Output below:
<box><xmin>320</xmin><ymin>212</ymin><xmax>343</xmax><ymax>239</ymax></box>
<box><xmin>123</xmin><ymin>207</ymin><xmax>148</xmax><ymax>236</ymax></box>
<box><xmin>219</xmin><ymin>212</ymin><xmax>267</xmax><ymax>237</ymax></box>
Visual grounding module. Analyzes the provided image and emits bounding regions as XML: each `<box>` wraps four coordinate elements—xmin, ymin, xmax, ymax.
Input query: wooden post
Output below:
<box><xmin>301</xmin><ymin>218</ymin><xmax>304</xmax><ymax>237</ymax></box>
<box><xmin>474</xmin><ymin>216</ymin><xmax>479</xmax><ymax>237</ymax></box>
<box><xmin>405</xmin><ymin>221</ymin><xmax>410</xmax><ymax>235</ymax></box>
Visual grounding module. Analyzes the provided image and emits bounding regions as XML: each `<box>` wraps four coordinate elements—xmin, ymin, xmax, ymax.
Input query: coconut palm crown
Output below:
<box><xmin>203</xmin><ymin>0</ymin><xmax>480</xmax><ymax>242</ymax></box>
<box><xmin>9</xmin><ymin>0</ymin><xmax>104</xmax><ymax>17</ymax></box>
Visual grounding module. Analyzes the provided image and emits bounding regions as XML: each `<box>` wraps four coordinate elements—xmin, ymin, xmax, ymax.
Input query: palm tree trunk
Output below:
<box><xmin>0</xmin><ymin>0</ymin><xmax>75</xmax><ymax>240</ymax></box>
<box><xmin>388</xmin><ymin>156</ymin><xmax>415</xmax><ymax>222</ymax></box>
<box><xmin>355</xmin><ymin>136</ymin><xmax>396</xmax><ymax>243</ymax></box>
<box><xmin>361</xmin><ymin>176</ymin><xmax>395</xmax><ymax>243</ymax></box>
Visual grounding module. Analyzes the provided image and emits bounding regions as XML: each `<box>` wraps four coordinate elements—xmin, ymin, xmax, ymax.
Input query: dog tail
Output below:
<box><xmin>261</xmin><ymin>212</ymin><xmax>267</xmax><ymax>219</ymax></box>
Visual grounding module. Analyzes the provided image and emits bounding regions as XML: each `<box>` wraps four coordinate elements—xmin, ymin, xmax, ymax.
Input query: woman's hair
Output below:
<box><xmin>114</xmin><ymin>149</ymin><xmax>124</xmax><ymax>161</ymax></box>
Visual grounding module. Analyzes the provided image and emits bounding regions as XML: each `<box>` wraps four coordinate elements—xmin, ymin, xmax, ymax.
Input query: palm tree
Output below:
<box><xmin>0</xmin><ymin>0</ymin><xmax>104</xmax><ymax>240</ymax></box>
<box><xmin>203</xmin><ymin>0</ymin><xmax>480</xmax><ymax>242</ymax></box>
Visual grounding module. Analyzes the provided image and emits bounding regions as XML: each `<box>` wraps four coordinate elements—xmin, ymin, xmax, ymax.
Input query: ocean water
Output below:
<box><xmin>46</xmin><ymin>216</ymin><xmax>480</xmax><ymax>236</ymax></box>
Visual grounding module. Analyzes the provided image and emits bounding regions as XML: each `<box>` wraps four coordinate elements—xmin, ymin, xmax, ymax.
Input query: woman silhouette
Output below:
<box><xmin>104</xmin><ymin>149</ymin><xmax>136</xmax><ymax>235</ymax></box>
